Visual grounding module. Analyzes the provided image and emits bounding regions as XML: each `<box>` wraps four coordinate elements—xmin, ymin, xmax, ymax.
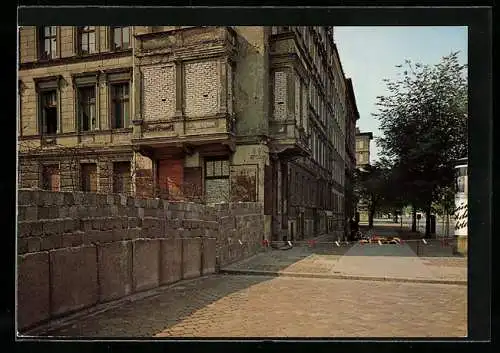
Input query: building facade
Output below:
<box><xmin>354</xmin><ymin>128</ymin><xmax>373</xmax><ymax>223</ymax></box>
<box><xmin>344</xmin><ymin>78</ymin><xmax>359</xmax><ymax>229</ymax></box>
<box><xmin>18</xmin><ymin>26</ymin><xmax>354</xmax><ymax>241</ymax></box>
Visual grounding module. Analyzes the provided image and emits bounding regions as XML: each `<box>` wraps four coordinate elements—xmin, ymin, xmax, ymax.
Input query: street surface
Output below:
<box><xmin>32</xmin><ymin>223</ymin><xmax>467</xmax><ymax>338</ymax></box>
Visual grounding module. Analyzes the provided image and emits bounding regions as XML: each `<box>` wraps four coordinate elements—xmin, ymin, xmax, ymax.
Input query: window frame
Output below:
<box><xmin>38</xmin><ymin>87</ymin><xmax>60</xmax><ymax>136</ymax></box>
<box><xmin>77</xmin><ymin>26</ymin><xmax>97</xmax><ymax>56</ymax></box>
<box><xmin>110</xmin><ymin>81</ymin><xmax>131</xmax><ymax>129</ymax></box>
<box><xmin>111</xmin><ymin>26</ymin><xmax>131</xmax><ymax>51</ymax></box>
<box><xmin>38</xmin><ymin>26</ymin><xmax>58</xmax><ymax>60</ymax></box>
<box><xmin>76</xmin><ymin>84</ymin><xmax>97</xmax><ymax>132</ymax></box>
<box><xmin>204</xmin><ymin>157</ymin><xmax>230</xmax><ymax>180</ymax></box>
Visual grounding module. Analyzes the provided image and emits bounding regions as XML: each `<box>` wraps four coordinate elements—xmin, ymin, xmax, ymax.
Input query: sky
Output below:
<box><xmin>334</xmin><ymin>26</ymin><xmax>468</xmax><ymax>163</ymax></box>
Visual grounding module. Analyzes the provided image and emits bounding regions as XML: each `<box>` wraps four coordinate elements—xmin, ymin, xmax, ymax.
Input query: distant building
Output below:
<box><xmin>355</xmin><ymin>128</ymin><xmax>373</xmax><ymax>168</ymax></box>
<box><xmin>354</xmin><ymin>128</ymin><xmax>373</xmax><ymax>224</ymax></box>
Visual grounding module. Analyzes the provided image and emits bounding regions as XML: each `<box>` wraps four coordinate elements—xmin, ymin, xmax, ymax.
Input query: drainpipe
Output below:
<box><xmin>131</xmin><ymin>26</ymin><xmax>135</xmax><ymax>126</ymax></box>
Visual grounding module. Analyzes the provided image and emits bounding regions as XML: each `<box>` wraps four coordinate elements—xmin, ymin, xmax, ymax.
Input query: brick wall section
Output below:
<box><xmin>184</xmin><ymin>60</ymin><xmax>220</xmax><ymax>117</ymax></box>
<box><xmin>17</xmin><ymin>190</ymin><xmax>264</xmax><ymax>331</ymax></box>
<box><xmin>142</xmin><ymin>65</ymin><xmax>176</xmax><ymax>120</ymax></box>
<box><xmin>273</xmin><ymin>71</ymin><xmax>287</xmax><ymax>120</ymax></box>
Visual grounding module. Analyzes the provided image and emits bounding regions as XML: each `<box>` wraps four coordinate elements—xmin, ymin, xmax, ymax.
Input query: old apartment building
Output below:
<box><xmin>18</xmin><ymin>26</ymin><xmax>358</xmax><ymax>241</ymax></box>
<box><xmin>344</xmin><ymin>79</ymin><xmax>359</xmax><ymax>224</ymax></box>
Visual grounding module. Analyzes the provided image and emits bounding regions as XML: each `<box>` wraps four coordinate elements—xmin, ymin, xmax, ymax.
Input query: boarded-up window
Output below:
<box><xmin>113</xmin><ymin>162</ymin><xmax>131</xmax><ymax>194</ymax></box>
<box><xmin>81</xmin><ymin>163</ymin><xmax>97</xmax><ymax>192</ymax></box>
<box><xmin>158</xmin><ymin>159</ymin><xmax>183</xmax><ymax>200</ymax></box>
<box><xmin>42</xmin><ymin>164</ymin><xmax>60</xmax><ymax>191</ymax></box>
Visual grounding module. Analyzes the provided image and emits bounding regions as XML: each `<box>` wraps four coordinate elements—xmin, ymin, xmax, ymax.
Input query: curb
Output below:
<box><xmin>219</xmin><ymin>268</ymin><xmax>467</xmax><ymax>286</ymax></box>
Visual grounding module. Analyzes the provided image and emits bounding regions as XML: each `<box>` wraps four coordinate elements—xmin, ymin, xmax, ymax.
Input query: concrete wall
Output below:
<box><xmin>17</xmin><ymin>189</ymin><xmax>264</xmax><ymax>331</ymax></box>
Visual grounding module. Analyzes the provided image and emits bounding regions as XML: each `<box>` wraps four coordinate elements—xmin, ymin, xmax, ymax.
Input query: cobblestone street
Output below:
<box><xmin>29</xmin><ymin>226</ymin><xmax>468</xmax><ymax>339</ymax></box>
<box><xmin>38</xmin><ymin>272</ymin><xmax>466</xmax><ymax>338</ymax></box>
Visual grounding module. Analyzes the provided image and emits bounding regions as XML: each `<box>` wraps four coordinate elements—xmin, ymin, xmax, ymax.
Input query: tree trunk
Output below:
<box><xmin>368</xmin><ymin>209</ymin><xmax>375</xmax><ymax>229</ymax></box>
<box><xmin>424</xmin><ymin>204</ymin><xmax>432</xmax><ymax>238</ymax></box>
<box><xmin>411</xmin><ymin>204</ymin><xmax>417</xmax><ymax>232</ymax></box>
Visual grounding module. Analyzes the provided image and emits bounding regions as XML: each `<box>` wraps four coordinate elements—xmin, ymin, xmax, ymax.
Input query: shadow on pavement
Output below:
<box><xmin>38</xmin><ymin>274</ymin><xmax>279</xmax><ymax>337</ymax></box>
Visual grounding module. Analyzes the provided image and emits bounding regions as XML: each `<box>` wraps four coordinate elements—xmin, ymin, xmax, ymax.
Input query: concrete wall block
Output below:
<box><xmin>98</xmin><ymin>241</ymin><xmax>133</xmax><ymax>303</ymax></box>
<box><xmin>18</xmin><ymin>221</ymin><xmax>31</xmax><ymax>238</ymax></box>
<box><xmin>40</xmin><ymin>234</ymin><xmax>63</xmax><ymax>250</ymax></box>
<box><xmin>107</xmin><ymin>194</ymin><xmax>115</xmax><ymax>206</ymax></box>
<box><xmin>88</xmin><ymin>206</ymin><xmax>99</xmax><ymax>218</ymax></box>
<box><xmin>26</xmin><ymin>237</ymin><xmax>42</xmax><ymax>253</ymax></box>
<box><xmin>59</xmin><ymin>207</ymin><xmax>69</xmax><ymax>219</ymax></box>
<box><xmin>132</xmin><ymin>239</ymin><xmax>160</xmax><ymax>292</ymax></box>
<box><xmin>42</xmin><ymin>219</ymin><xmax>64</xmax><ymax>236</ymax></box>
<box><xmin>96</xmin><ymin>194</ymin><xmax>108</xmax><ymax>207</ymax></box>
<box><xmin>128</xmin><ymin>217</ymin><xmax>139</xmax><ymax>228</ymax></box>
<box><xmin>181</xmin><ymin>237</ymin><xmax>202</xmax><ymax>280</ymax></box>
<box><xmin>38</xmin><ymin>206</ymin><xmax>60</xmax><ymax>220</ymax></box>
<box><xmin>159</xmin><ymin>238</ymin><xmax>183</xmax><ymax>285</ymax></box>
<box><xmin>191</xmin><ymin>229</ymin><xmax>202</xmax><ymax>238</ymax></box>
<box><xmin>166</xmin><ymin>219</ymin><xmax>181</xmax><ymax>230</ymax></box>
<box><xmin>18</xmin><ymin>238</ymin><xmax>28</xmax><ymax>254</ymax></box>
<box><xmin>82</xmin><ymin>219</ymin><xmax>93</xmax><ymax>232</ymax></box>
<box><xmin>49</xmin><ymin>245</ymin><xmax>98</xmax><ymax>317</ymax></box>
<box><xmin>63</xmin><ymin>193</ymin><xmax>75</xmax><ymax>205</ymax></box>
<box><xmin>62</xmin><ymin>232</ymin><xmax>85</xmax><ymax>248</ymax></box>
<box><xmin>202</xmin><ymin>238</ymin><xmax>216</xmax><ymax>275</ymax></box>
<box><xmin>63</xmin><ymin>218</ymin><xmax>77</xmax><ymax>233</ymax></box>
<box><xmin>17</xmin><ymin>252</ymin><xmax>50</xmax><ymax>330</ymax></box>
<box><xmin>85</xmin><ymin>230</ymin><xmax>114</xmax><ymax>245</ymax></box>
<box><xmin>18</xmin><ymin>190</ymin><xmax>34</xmax><ymax>206</ymax></box>
<box><xmin>73</xmin><ymin>192</ymin><xmax>85</xmax><ymax>205</ymax></box>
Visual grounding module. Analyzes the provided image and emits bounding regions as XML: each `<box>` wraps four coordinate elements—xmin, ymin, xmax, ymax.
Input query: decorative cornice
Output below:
<box><xmin>19</xmin><ymin>49</ymin><xmax>132</xmax><ymax>71</ymax></box>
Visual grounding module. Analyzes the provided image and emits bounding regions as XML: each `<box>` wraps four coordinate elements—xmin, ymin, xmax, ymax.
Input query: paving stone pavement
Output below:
<box><xmin>37</xmin><ymin>274</ymin><xmax>466</xmax><ymax>338</ymax></box>
<box><xmin>223</xmin><ymin>243</ymin><xmax>467</xmax><ymax>283</ymax></box>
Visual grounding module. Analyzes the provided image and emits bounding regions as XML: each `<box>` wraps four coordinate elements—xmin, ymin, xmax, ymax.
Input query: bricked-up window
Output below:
<box><xmin>40</xmin><ymin>90</ymin><xmax>58</xmax><ymax>135</ymax></box>
<box><xmin>42</xmin><ymin>164</ymin><xmax>60</xmax><ymax>191</ymax></box>
<box><xmin>205</xmin><ymin>158</ymin><xmax>230</xmax><ymax>179</ymax></box>
<box><xmin>111</xmin><ymin>26</ymin><xmax>131</xmax><ymax>50</ymax></box>
<box><xmin>205</xmin><ymin>158</ymin><xmax>230</xmax><ymax>204</ymax></box>
<box><xmin>81</xmin><ymin>163</ymin><xmax>97</xmax><ymax>192</ymax></box>
<box><xmin>39</xmin><ymin>26</ymin><xmax>57</xmax><ymax>60</ymax></box>
<box><xmin>78</xmin><ymin>26</ymin><xmax>96</xmax><ymax>55</ymax></box>
<box><xmin>113</xmin><ymin>161</ymin><xmax>131</xmax><ymax>194</ymax></box>
<box><xmin>77</xmin><ymin>86</ymin><xmax>96</xmax><ymax>131</ymax></box>
<box><xmin>111</xmin><ymin>83</ymin><xmax>130</xmax><ymax>128</ymax></box>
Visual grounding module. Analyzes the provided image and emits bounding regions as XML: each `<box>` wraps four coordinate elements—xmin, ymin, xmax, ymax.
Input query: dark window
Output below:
<box><xmin>40</xmin><ymin>90</ymin><xmax>57</xmax><ymax>135</ymax></box>
<box><xmin>78</xmin><ymin>26</ymin><xmax>96</xmax><ymax>55</ymax></box>
<box><xmin>113</xmin><ymin>162</ymin><xmax>131</xmax><ymax>194</ymax></box>
<box><xmin>205</xmin><ymin>158</ymin><xmax>230</xmax><ymax>179</ymax></box>
<box><xmin>42</xmin><ymin>164</ymin><xmax>60</xmax><ymax>191</ymax></box>
<box><xmin>112</xmin><ymin>26</ymin><xmax>130</xmax><ymax>50</ymax></box>
<box><xmin>77</xmin><ymin>86</ymin><xmax>96</xmax><ymax>131</ymax></box>
<box><xmin>81</xmin><ymin>163</ymin><xmax>97</xmax><ymax>192</ymax></box>
<box><xmin>39</xmin><ymin>26</ymin><xmax>57</xmax><ymax>60</ymax></box>
<box><xmin>111</xmin><ymin>83</ymin><xmax>130</xmax><ymax>129</ymax></box>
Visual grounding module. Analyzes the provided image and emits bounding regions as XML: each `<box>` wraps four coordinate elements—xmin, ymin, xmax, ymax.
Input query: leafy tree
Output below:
<box><xmin>374</xmin><ymin>52</ymin><xmax>467</xmax><ymax>237</ymax></box>
<box><xmin>353</xmin><ymin>161</ymin><xmax>402</xmax><ymax>228</ymax></box>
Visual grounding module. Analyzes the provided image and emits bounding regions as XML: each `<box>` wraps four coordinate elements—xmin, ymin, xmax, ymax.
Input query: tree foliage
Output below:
<box><xmin>373</xmin><ymin>52</ymin><xmax>467</xmax><ymax>236</ymax></box>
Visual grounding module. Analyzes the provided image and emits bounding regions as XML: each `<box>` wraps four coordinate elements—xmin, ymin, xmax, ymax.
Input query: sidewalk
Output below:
<box><xmin>222</xmin><ymin>236</ymin><xmax>466</xmax><ymax>285</ymax></box>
